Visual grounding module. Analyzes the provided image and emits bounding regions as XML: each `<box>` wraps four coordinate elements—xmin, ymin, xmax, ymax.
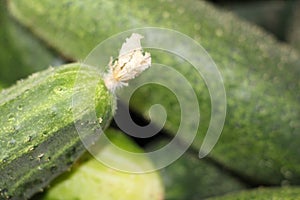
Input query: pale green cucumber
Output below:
<box><xmin>39</xmin><ymin>128</ymin><xmax>164</xmax><ymax>200</ymax></box>
<box><xmin>0</xmin><ymin>63</ymin><xmax>115</xmax><ymax>199</ymax></box>
<box><xmin>209</xmin><ymin>187</ymin><xmax>300</xmax><ymax>200</ymax></box>
<box><xmin>8</xmin><ymin>0</ymin><xmax>300</xmax><ymax>185</ymax></box>
<box><xmin>0</xmin><ymin>2</ymin><xmax>56</xmax><ymax>85</ymax></box>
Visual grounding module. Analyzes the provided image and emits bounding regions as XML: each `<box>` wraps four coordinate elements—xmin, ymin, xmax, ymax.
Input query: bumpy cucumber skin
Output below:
<box><xmin>40</xmin><ymin>128</ymin><xmax>164</xmax><ymax>200</ymax></box>
<box><xmin>8</xmin><ymin>0</ymin><xmax>300</xmax><ymax>185</ymax></box>
<box><xmin>0</xmin><ymin>64</ymin><xmax>115</xmax><ymax>199</ymax></box>
<box><xmin>209</xmin><ymin>187</ymin><xmax>300</xmax><ymax>200</ymax></box>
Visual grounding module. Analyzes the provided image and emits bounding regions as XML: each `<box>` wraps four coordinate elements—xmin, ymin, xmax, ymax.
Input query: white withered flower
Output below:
<box><xmin>104</xmin><ymin>33</ymin><xmax>151</xmax><ymax>92</ymax></box>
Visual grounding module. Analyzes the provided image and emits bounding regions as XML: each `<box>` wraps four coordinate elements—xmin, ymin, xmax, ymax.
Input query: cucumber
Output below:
<box><xmin>39</xmin><ymin>128</ymin><xmax>164</xmax><ymax>200</ymax></box>
<box><xmin>0</xmin><ymin>63</ymin><xmax>115</xmax><ymax>199</ymax></box>
<box><xmin>8</xmin><ymin>0</ymin><xmax>300</xmax><ymax>186</ymax></box>
<box><xmin>209</xmin><ymin>187</ymin><xmax>300</xmax><ymax>200</ymax></box>
<box><xmin>0</xmin><ymin>2</ymin><xmax>56</xmax><ymax>85</ymax></box>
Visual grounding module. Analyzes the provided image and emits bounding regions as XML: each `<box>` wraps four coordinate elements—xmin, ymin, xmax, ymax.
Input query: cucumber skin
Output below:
<box><xmin>0</xmin><ymin>64</ymin><xmax>115</xmax><ymax>199</ymax></box>
<box><xmin>8</xmin><ymin>0</ymin><xmax>300</xmax><ymax>185</ymax></box>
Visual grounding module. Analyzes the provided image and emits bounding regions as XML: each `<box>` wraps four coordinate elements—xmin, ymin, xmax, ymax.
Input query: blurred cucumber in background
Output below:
<box><xmin>0</xmin><ymin>1</ymin><xmax>60</xmax><ymax>86</ymax></box>
<box><xmin>1</xmin><ymin>0</ymin><xmax>300</xmax><ymax>199</ymax></box>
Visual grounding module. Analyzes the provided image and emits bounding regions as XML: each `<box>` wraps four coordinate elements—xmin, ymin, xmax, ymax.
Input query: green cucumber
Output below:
<box><xmin>209</xmin><ymin>187</ymin><xmax>300</xmax><ymax>200</ymax></box>
<box><xmin>8</xmin><ymin>0</ymin><xmax>300</xmax><ymax>185</ymax></box>
<box><xmin>40</xmin><ymin>128</ymin><xmax>164</xmax><ymax>200</ymax></box>
<box><xmin>0</xmin><ymin>2</ymin><xmax>56</xmax><ymax>85</ymax></box>
<box><xmin>0</xmin><ymin>63</ymin><xmax>115</xmax><ymax>199</ymax></box>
